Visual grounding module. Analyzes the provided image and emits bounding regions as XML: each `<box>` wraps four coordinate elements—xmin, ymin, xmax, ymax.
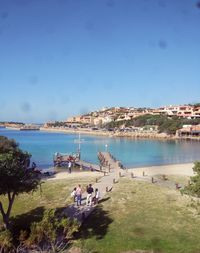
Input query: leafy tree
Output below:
<box><xmin>0</xmin><ymin>136</ymin><xmax>41</xmax><ymax>229</ymax></box>
<box><xmin>183</xmin><ymin>161</ymin><xmax>200</xmax><ymax>197</ymax></box>
<box><xmin>0</xmin><ymin>136</ymin><xmax>18</xmax><ymax>153</ymax></box>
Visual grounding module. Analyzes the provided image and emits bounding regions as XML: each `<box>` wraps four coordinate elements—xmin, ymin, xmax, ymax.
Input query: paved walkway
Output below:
<box><xmin>63</xmin><ymin>152</ymin><xmax>122</xmax><ymax>223</ymax></box>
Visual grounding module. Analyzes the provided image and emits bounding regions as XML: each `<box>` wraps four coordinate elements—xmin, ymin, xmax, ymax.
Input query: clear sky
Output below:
<box><xmin>0</xmin><ymin>0</ymin><xmax>200</xmax><ymax>123</ymax></box>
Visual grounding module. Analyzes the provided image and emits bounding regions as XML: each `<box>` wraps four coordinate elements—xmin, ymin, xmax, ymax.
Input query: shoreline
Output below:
<box><xmin>40</xmin><ymin>127</ymin><xmax>200</xmax><ymax>141</ymax></box>
<box><xmin>40</xmin><ymin>127</ymin><xmax>173</xmax><ymax>140</ymax></box>
<box><xmin>49</xmin><ymin>162</ymin><xmax>195</xmax><ymax>181</ymax></box>
<box><xmin>129</xmin><ymin>162</ymin><xmax>194</xmax><ymax>176</ymax></box>
<box><xmin>2</xmin><ymin>128</ymin><xmax>199</xmax><ymax>174</ymax></box>
<box><xmin>4</xmin><ymin>126</ymin><xmax>200</xmax><ymax>141</ymax></box>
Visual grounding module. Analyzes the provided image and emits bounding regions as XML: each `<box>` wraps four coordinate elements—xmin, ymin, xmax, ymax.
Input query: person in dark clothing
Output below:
<box><xmin>86</xmin><ymin>184</ymin><xmax>94</xmax><ymax>206</ymax></box>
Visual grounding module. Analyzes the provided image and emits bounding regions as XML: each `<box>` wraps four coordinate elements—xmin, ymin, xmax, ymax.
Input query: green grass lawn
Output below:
<box><xmin>0</xmin><ymin>174</ymin><xmax>99</xmax><ymax>232</ymax></box>
<box><xmin>75</xmin><ymin>177</ymin><xmax>200</xmax><ymax>253</ymax></box>
<box><xmin>1</xmin><ymin>174</ymin><xmax>200</xmax><ymax>253</ymax></box>
<box><xmin>164</xmin><ymin>175</ymin><xmax>191</xmax><ymax>186</ymax></box>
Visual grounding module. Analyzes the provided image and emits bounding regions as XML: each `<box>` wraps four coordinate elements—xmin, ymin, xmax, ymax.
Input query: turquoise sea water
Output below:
<box><xmin>1</xmin><ymin>129</ymin><xmax>200</xmax><ymax>169</ymax></box>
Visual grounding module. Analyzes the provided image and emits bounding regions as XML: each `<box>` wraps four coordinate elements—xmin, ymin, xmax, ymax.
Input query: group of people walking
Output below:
<box><xmin>71</xmin><ymin>184</ymin><xmax>99</xmax><ymax>207</ymax></box>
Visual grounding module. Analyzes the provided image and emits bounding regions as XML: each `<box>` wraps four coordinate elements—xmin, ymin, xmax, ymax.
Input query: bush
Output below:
<box><xmin>0</xmin><ymin>230</ymin><xmax>14</xmax><ymax>253</ymax></box>
<box><xmin>0</xmin><ymin>209</ymin><xmax>80</xmax><ymax>252</ymax></box>
<box><xmin>183</xmin><ymin>161</ymin><xmax>200</xmax><ymax>197</ymax></box>
<box><xmin>23</xmin><ymin>209</ymin><xmax>80</xmax><ymax>252</ymax></box>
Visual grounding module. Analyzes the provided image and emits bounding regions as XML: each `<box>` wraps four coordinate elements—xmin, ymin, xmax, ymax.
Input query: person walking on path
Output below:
<box><xmin>76</xmin><ymin>185</ymin><xmax>82</xmax><ymax>206</ymax></box>
<box><xmin>68</xmin><ymin>160</ymin><xmax>72</xmax><ymax>173</ymax></box>
<box><xmin>94</xmin><ymin>188</ymin><xmax>100</xmax><ymax>205</ymax></box>
<box><xmin>71</xmin><ymin>187</ymin><xmax>77</xmax><ymax>202</ymax></box>
<box><xmin>86</xmin><ymin>184</ymin><xmax>94</xmax><ymax>206</ymax></box>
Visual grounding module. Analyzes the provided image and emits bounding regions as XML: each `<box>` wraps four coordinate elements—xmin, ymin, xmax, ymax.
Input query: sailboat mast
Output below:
<box><xmin>78</xmin><ymin>132</ymin><xmax>81</xmax><ymax>152</ymax></box>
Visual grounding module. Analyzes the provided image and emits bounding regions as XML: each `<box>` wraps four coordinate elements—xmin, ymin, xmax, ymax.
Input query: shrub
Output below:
<box><xmin>183</xmin><ymin>161</ymin><xmax>200</xmax><ymax>197</ymax></box>
<box><xmin>23</xmin><ymin>209</ymin><xmax>80</xmax><ymax>252</ymax></box>
<box><xmin>0</xmin><ymin>230</ymin><xmax>14</xmax><ymax>253</ymax></box>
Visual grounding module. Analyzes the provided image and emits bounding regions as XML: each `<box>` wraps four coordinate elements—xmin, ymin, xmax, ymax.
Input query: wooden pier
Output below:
<box><xmin>75</xmin><ymin>160</ymin><xmax>106</xmax><ymax>173</ymax></box>
<box><xmin>53</xmin><ymin>150</ymin><xmax>126</xmax><ymax>173</ymax></box>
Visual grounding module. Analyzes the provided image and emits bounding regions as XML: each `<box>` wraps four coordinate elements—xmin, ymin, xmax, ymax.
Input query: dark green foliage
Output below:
<box><xmin>0</xmin><ymin>209</ymin><xmax>79</xmax><ymax>252</ymax></box>
<box><xmin>105</xmin><ymin>114</ymin><xmax>170</xmax><ymax>129</ymax></box>
<box><xmin>0</xmin><ymin>136</ymin><xmax>18</xmax><ymax>153</ymax></box>
<box><xmin>0</xmin><ymin>136</ymin><xmax>41</xmax><ymax>229</ymax></box>
<box><xmin>105</xmin><ymin>120</ymin><xmax>126</xmax><ymax>129</ymax></box>
<box><xmin>50</xmin><ymin>121</ymin><xmax>67</xmax><ymax>127</ymax></box>
<box><xmin>104</xmin><ymin>115</ymin><xmax>200</xmax><ymax>135</ymax></box>
<box><xmin>183</xmin><ymin>161</ymin><xmax>200</xmax><ymax>197</ymax></box>
<box><xmin>21</xmin><ymin>209</ymin><xmax>79</xmax><ymax>252</ymax></box>
<box><xmin>158</xmin><ymin>117</ymin><xmax>182</xmax><ymax>135</ymax></box>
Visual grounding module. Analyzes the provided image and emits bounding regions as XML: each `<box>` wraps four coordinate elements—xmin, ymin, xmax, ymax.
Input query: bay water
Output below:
<box><xmin>1</xmin><ymin>128</ymin><xmax>200</xmax><ymax>169</ymax></box>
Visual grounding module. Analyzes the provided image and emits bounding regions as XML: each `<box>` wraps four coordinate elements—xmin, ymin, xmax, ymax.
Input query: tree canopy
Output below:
<box><xmin>0</xmin><ymin>136</ymin><xmax>41</xmax><ymax>229</ymax></box>
<box><xmin>0</xmin><ymin>136</ymin><xmax>18</xmax><ymax>153</ymax></box>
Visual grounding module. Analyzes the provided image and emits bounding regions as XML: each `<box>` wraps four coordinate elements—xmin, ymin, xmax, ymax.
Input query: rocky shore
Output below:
<box><xmin>40</xmin><ymin>127</ymin><xmax>173</xmax><ymax>139</ymax></box>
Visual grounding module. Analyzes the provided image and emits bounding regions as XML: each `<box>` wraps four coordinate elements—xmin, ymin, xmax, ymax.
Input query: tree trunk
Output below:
<box><xmin>0</xmin><ymin>202</ymin><xmax>9</xmax><ymax>229</ymax></box>
<box><xmin>0</xmin><ymin>192</ymin><xmax>15</xmax><ymax>229</ymax></box>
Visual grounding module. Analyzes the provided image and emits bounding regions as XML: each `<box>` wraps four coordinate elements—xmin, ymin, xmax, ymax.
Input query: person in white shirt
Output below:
<box><xmin>94</xmin><ymin>188</ymin><xmax>100</xmax><ymax>205</ymax></box>
<box><xmin>70</xmin><ymin>187</ymin><xmax>77</xmax><ymax>202</ymax></box>
<box><xmin>68</xmin><ymin>160</ymin><xmax>72</xmax><ymax>173</ymax></box>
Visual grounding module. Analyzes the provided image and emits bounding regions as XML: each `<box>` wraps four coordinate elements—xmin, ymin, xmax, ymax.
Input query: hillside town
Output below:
<box><xmin>1</xmin><ymin>104</ymin><xmax>200</xmax><ymax>139</ymax></box>
<box><xmin>41</xmin><ymin>104</ymin><xmax>200</xmax><ymax>139</ymax></box>
<box><xmin>64</xmin><ymin>104</ymin><xmax>200</xmax><ymax>126</ymax></box>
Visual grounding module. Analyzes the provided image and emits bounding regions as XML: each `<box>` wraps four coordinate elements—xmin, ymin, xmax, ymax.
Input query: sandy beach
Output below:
<box><xmin>48</xmin><ymin>162</ymin><xmax>195</xmax><ymax>181</ymax></box>
<box><xmin>129</xmin><ymin>162</ymin><xmax>194</xmax><ymax>177</ymax></box>
<box><xmin>48</xmin><ymin>170</ymin><xmax>102</xmax><ymax>181</ymax></box>
<box><xmin>40</xmin><ymin>127</ymin><xmax>111</xmax><ymax>137</ymax></box>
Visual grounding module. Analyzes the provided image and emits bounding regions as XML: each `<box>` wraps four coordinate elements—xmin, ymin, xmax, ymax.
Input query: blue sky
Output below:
<box><xmin>0</xmin><ymin>0</ymin><xmax>200</xmax><ymax>123</ymax></box>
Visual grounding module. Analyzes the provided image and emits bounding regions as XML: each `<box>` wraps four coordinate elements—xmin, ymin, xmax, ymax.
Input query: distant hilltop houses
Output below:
<box><xmin>2</xmin><ymin>104</ymin><xmax>200</xmax><ymax>139</ymax></box>
<box><xmin>0</xmin><ymin>122</ymin><xmax>24</xmax><ymax>128</ymax></box>
<box><xmin>0</xmin><ymin>122</ymin><xmax>40</xmax><ymax>130</ymax></box>
<box><xmin>65</xmin><ymin>107</ymin><xmax>152</xmax><ymax>126</ymax></box>
<box><xmin>63</xmin><ymin>104</ymin><xmax>200</xmax><ymax>127</ymax></box>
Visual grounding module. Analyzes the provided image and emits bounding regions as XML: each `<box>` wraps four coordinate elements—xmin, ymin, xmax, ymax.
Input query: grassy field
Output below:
<box><xmin>0</xmin><ymin>173</ymin><xmax>100</xmax><ymax>231</ymax></box>
<box><xmin>1</xmin><ymin>173</ymin><xmax>200</xmax><ymax>253</ymax></box>
<box><xmin>75</xmin><ymin>177</ymin><xmax>200</xmax><ymax>253</ymax></box>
